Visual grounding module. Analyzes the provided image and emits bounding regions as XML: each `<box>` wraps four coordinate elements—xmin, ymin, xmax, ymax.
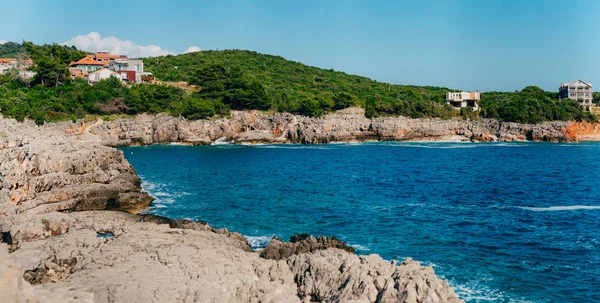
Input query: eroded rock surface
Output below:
<box><xmin>52</xmin><ymin>108</ymin><xmax>572</xmax><ymax>146</ymax></box>
<box><xmin>261</xmin><ymin>234</ymin><xmax>355</xmax><ymax>260</ymax></box>
<box><xmin>289</xmin><ymin>250</ymin><xmax>464</xmax><ymax>303</ymax></box>
<box><xmin>0</xmin><ymin>114</ymin><xmax>464</xmax><ymax>303</ymax></box>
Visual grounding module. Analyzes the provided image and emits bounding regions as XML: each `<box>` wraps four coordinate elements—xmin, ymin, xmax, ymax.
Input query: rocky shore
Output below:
<box><xmin>3</xmin><ymin>108</ymin><xmax>591</xmax><ymax>302</ymax></box>
<box><xmin>46</xmin><ymin>107</ymin><xmax>577</xmax><ymax>146</ymax></box>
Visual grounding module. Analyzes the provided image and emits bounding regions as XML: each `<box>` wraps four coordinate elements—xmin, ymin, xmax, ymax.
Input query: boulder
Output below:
<box><xmin>260</xmin><ymin>234</ymin><xmax>355</xmax><ymax>260</ymax></box>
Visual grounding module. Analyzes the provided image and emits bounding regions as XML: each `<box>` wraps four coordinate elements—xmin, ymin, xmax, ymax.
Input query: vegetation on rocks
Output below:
<box><xmin>0</xmin><ymin>42</ymin><xmax>596</xmax><ymax>124</ymax></box>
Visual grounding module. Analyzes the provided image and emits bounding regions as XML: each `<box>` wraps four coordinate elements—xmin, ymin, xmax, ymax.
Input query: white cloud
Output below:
<box><xmin>61</xmin><ymin>32</ymin><xmax>174</xmax><ymax>58</ymax></box>
<box><xmin>0</xmin><ymin>40</ymin><xmax>6</xmax><ymax>45</ymax></box>
<box><xmin>183</xmin><ymin>46</ymin><xmax>202</xmax><ymax>54</ymax></box>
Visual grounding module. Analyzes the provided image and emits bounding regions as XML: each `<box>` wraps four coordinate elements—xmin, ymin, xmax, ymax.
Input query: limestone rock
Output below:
<box><xmin>0</xmin><ymin>113</ymin><xmax>467</xmax><ymax>303</ymax></box>
<box><xmin>288</xmin><ymin>250</ymin><xmax>464</xmax><ymax>303</ymax></box>
<box><xmin>50</xmin><ymin>108</ymin><xmax>571</xmax><ymax>146</ymax></box>
<box><xmin>261</xmin><ymin>234</ymin><xmax>355</xmax><ymax>260</ymax></box>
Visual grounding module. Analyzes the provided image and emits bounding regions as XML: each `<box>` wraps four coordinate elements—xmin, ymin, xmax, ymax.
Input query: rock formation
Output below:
<box><xmin>0</xmin><ymin>111</ymin><xmax>498</xmax><ymax>302</ymax></box>
<box><xmin>260</xmin><ymin>234</ymin><xmax>355</xmax><ymax>260</ymax></box>
<box><xmin>49</xmin><ymin>108</ymin><xmax>573</xmax><ymax>147</ymax></box>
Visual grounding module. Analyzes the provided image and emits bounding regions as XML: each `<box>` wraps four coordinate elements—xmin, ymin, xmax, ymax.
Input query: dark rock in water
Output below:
<box><xmin>260</xmin><ymin>234</ymin><xmax>355</xmax><ymax>260</ymax></box>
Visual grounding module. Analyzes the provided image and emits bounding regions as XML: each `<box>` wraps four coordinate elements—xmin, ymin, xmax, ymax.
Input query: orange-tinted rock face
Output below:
<box><xmin>563</xmin><ymin>121</ymin><xmax>600</xmax><ymax>141</ymax></box>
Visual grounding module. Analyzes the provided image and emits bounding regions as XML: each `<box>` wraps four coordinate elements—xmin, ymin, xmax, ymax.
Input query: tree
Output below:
<box><xmin>332</xmin><ymin>92</ymin><xmax>359</xmax><ymax>110</ymax></box>
<box><xmin>182</xmin><ymin>97</ymin><xmax>215</xmax><ymax>120</ymax></box>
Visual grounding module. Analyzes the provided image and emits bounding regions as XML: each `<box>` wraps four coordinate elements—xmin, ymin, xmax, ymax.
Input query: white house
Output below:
<box><xmin>107</xmin><ymin>58</ymin><xmax>144</xmax><ymax>83</ymax></box>
<box><xmin>446</xmin><ymin>91</ymin><xmax>481</xmax><ymax>110</ymax></box>
<box><xmin>559</xmin><ymin>80</ymin><xmax>593</xmax><ymax>111</ymax></box>
<box><xmin>87</xmin><ymin>68</ymin><xmax>123</xmax><ymax>85</ymax></box>
<box><xmin>69</xmin><ymin>55</ymin><xmax>103</xmax><ymax>73</ymax></box>
<box><xmin>0</xmin><ymin>58</ymin><xmax>17</xmax><ymax>75</ymax></box>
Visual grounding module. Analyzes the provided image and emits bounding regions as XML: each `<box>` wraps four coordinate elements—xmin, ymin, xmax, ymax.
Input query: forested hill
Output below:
<box><xmin>143</xmin><ymin>50</ymin><xmax>453</xmax><ymax>118</ymax></box>
<box><xmin>143</xmin><ymin>50</ymin><xmax>594</xmax><ymax>123</ymax></box>
<box><xmin>0</xmin><ymin>42</ymin><xmax>595</xmax><ymax>124</ymax></box>
<box><xmin>0</xmin><ymin>42</ymin><xmax>26</xmax><ymax>57</ymax></box>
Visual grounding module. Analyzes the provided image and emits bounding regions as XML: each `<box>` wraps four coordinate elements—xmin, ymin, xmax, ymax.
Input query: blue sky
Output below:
<box><xmin>1</xmin><ymin>0</ymin><xmax>599</xmax><ymax>92</ymax></box>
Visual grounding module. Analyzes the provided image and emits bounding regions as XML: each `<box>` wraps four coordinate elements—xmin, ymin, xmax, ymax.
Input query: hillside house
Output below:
<box><xmin>87</xmin><ymin>68</ymin><xmax>122</xmax><ymax>85</ymax></box>
<box><xmin>0</xmin><ymin>58</ymin><xmax>17</xmax><ymax>75</ymax></box>
<box><xmin>1</xmin><ymin>58</ymin><xmax>36</xmax><ymax>79</ymax></box>
<box><xmin>446</xmin><ymin>91</ymin><xmax>480</xmax><ymax>110</ymax></box>
<box><xmin>69</xmin><ymin>55</ymin><xmax>103</xmax><ymax>73</ymax></box>
<box><xmin>117</xmin><ymin>70</ymin><xmax>136</xmax><ymax>83</ymax></box>
<box><xmin>559</xmin><ymin>80</ymin><xmax>593</xmax><ymax>111</ymax></box>
<box><xmin>69</xmin><ymin>67</ymin><xmax>87</xmax><ymax>79</ymax></box>
<box><xmin>95</xmin><ymin>51</ymin><xmax>128</xmax><ymax>67</ymax></box>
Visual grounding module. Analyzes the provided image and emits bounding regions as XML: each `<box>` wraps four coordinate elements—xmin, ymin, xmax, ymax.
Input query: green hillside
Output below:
<box><xmin>143</xmin><ymin>50</ymin><xmax>593</xmax><ymax>123</ymax></box>
<box><xmin>0</xmin><ymin>43</ymin><xmax>594</xmax><ymax>124</ymax></box>
<box><xmin>0</xmin><ymin>42</ymin><xmax>26</xmax><ymax>57</ymax></box>
<box><xmin>143</xmin><ymin>50</ymin><xmax>455</xmax><ymax>119</ymax></box>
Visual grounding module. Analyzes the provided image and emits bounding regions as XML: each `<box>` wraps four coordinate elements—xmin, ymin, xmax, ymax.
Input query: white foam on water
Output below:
<box><xmin>450</xmin><ymin>280</ymin><xmax>537</xmax><ymax>303</ymax></box>
<box><xmin>212</xmin><ymin>137</ymin><xmax>232</xmax><ymax>145</ymax></box>
<box><xmin>381</xmin><ymin>142</ymin><xmax>478</xmax><ymax>149</ymax></box>
<box><xmin>348</xmin><ymin>243</ymin><xmax>370</xmax><ymax>251</ymax></box>
<box><xmin>252</xmin><ymin>145</ymin><xmax>336</xmax><ymax>150</ymax></box>
<box><xmin>245</xmin><ymin>235</ymin><xmax>274</xmax><ymax>250</ymax></box>
<box><xmin>517</xmin><ymin>205</ymin><xmax>600</xmax><ymax>212</ymax></box>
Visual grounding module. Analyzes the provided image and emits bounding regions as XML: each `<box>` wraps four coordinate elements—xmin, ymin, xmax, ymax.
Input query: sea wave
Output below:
<box><xmin>450</xmin><ymin>280</ymin><xmax>536</xmax><ymax>303</ymax></box>
<box><xmin>245</xmin><ymin>235</ymin><xmax>274</xmax><ymax>250</ymax></box>
<box><xmin>517</xmin><ymin>205</ymin><xmax>600</xmax><ymax>212</ymax></box>
<box><xmin>348</xmin><ymin>243</ymin><xmax>370</xmax><ymax>251</ymax></box>
<box><xmin>252</xmin><ymin>145</ymin><xmax>336</xmax><ymax>150</ymax></box>
<box><xmin>381</xmin><ymin>142</ymin><xmax>478</xmax><ymax>149</ymax></box>
<box><xmin>140</xmin><ymin>180</ymin><xmax>190</xmax><ymax>206</ymax></box>
<box><xmin>212</xmin><ymin>137</ymin><xmax>232</xmax><ymax>145</ymax></box>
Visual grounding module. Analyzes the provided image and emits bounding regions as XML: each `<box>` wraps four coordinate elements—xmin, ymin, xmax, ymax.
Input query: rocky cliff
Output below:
<box><xmin>0</xmin><ymin>113</ymin><xmax>466</xmax><ymax>302</ymax></box>
<box><xmin>48</xmin><ymin>108</ymin><xmax>573</xmax><ymax>146</ymax></box>
<box><xmin>2</xmin><ymin>107</ymin><xmax>595</xmax><ymax>302</ymax></box>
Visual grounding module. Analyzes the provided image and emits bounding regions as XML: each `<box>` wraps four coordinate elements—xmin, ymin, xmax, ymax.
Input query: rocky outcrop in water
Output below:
<box><xmin>288</xmin><ymin>251</ymin><xmax>463</xmax><ymax>303</ymax></box>
<box><xmin>49</xmin><ymin>108</ymin><xmax>572</xmax><ymax>146</ymax></box>
<box><xmin>0</xmin><ymin>113</ymin><xmax>467</xmax><ymax>302</ymax></box>
<box><xmin>5</xmin><ymin>210</ymin><xmax>463</xmax><ymax>303</ymax></box>
<box><xmin>260</xmin><ymin>234</ymin><xmax>355</xmax><ymax>260</ymax></box>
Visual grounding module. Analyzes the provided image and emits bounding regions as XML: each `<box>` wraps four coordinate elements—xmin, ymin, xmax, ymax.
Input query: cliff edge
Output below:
<box><xmin>49</xmin><ymin>108</ymin><xmax>571</xmax><ymax>146</ymax></box>
<box><xmin>0</xmin><ymin>111</ymin><xmax>482</xmax><ymax>302</ymax></box>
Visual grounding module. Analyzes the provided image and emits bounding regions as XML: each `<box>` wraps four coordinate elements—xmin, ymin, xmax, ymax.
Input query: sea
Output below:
<box><xmin>120</xmin><ymin>142</ymin><xmax>600</xmax><ymax>303</ymax></box>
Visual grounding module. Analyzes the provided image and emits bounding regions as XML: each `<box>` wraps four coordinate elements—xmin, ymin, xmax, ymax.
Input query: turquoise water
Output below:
<box><xmin>121</xmin><ymin>142</ymin><xmax>600</xmax><ymax>303</ymax></box>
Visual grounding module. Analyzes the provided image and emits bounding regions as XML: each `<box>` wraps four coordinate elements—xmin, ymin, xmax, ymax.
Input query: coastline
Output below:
<box><xmin>2</xmin><ymin>108</ymin><xmax>599</xmax><ymax>302</ymax></box>
<box><xmin>50</xmin><ymin>107</ymin><xmax>586</xmax><ymax>147</ymax></box>
<box><xmin>0</xmin><ymin>112</ymin><xmax>467</xmax><ymax>302</ymax></box>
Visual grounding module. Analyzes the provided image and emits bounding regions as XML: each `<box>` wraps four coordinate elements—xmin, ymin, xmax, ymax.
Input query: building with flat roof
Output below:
<box><xmin>446</xmin><ymin>91</ymin><xmax>480</xmax><ymax>111</ymax></box>
<box><xmin>559</xmin><ymin>80</ymin><xmax>593</xmax><ymax>111</ymax></box>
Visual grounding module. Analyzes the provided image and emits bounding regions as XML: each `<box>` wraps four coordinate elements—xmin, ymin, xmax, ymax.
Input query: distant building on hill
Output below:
<box><xmin>446</xmin><ymin>91</ymin><xmax>480</xmax><ymax>111</ymax></box>
<box><xmin>69</xmin><ymin>51</ymin><xmax>147</xmax><ymax>85</ymax></box>
<box><xmin>0</xmin><ymin>58</ymin><xmax>17</xmax><ymax>75</ymax></box>
<box><xmin>559</xmin><ymin>80</ymin><xmax>593</xmax><ymax>111</ymax></box>
<box><xmin>95</xmin><ymin>51</ymin><xmax>128</xmax><ymax>67</ymax></box>
<box><xmin>117</xmin><ymin>70</ymin><xmax>136</xmax><ymax>83</ymax></box>
<box><xmin>69</xmin><ymin>55</ymin><xmax>103</xmax><ymax>73</ymax></box>
<box><xmin>87</xmin><ymin>68</ymin><xmax>122</xmax><ymax>85</ymax></box>
<box><xmin>1</xmin><ymin>58</ymin><xmax>36</xmax><ymax>79</ymax></box>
